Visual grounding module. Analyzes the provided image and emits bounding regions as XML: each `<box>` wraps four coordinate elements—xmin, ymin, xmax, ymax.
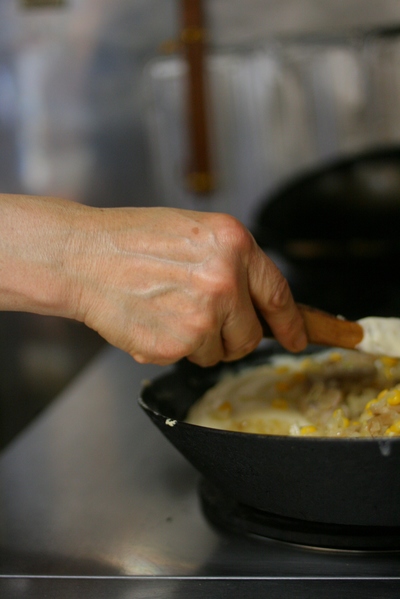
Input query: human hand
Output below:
<box><xmin>0</xmin><ymin>196</ymin><xmax>307</xmax><ymax>366</ymax></box>
<box><xmin>71</xmin><ymin>206</ymin><xmax>307</xmax><ymax>366</ymax></box>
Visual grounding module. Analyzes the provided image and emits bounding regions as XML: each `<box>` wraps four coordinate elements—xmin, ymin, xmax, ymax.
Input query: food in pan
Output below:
<box><xmin>185</xmin><ymin>349</ymin><xmax>400</xmax><ymax>437</ymax></box>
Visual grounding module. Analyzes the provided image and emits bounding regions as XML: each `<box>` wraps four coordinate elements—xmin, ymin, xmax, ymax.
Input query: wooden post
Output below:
<box><xmin>181</xmin><ymin>0</ymin><xmax>215</xmax><ymax>194</ymax></box>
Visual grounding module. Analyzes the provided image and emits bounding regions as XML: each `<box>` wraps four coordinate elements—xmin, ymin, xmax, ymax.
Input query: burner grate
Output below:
<box><xmin>200</xmin><ymin>479</ymin><xmax>400</xmax><ymax>551</ymax></box>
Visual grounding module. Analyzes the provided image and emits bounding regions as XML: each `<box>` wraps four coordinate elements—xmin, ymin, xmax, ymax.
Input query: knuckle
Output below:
<box><xmin>224</xmin><ymin>329</ymin><xmax>263</xmax><ymax>362</ymax></box>
<box><xmin>230</xmin><ymin>343</ymin><xmax>258</xmax><ymax>362</ymax></box>
<box><xmin>156</xmin><ymin>342</ymin><xmax>187</xmax><ymax>364</ymax></box>
<box><xmin>194</xmin><ymin>264</ymin><xmax>237</xmax><ymax>308</ymax></box>
<box><xmin>216</xmin><ymin>214</ymin><xmax>252</xmax><ymax>253</ymax></box>
<box><xmin>132</xmin><ymin>353</ymin><xmax>151</xmax><ymax>365</ymax></box>
<box><xmin>239</xmin><ymin>332</ymin><xmax>263</xmax><ymax>355</ymax></box>
<box><xmin>193</xmin><ymin>312</ymin><xmax>218</xmax><ymax>335</ymax></box>
<box><xmin>187</xmin><ymin>354</ymin><xmax>220</xmax><ymax>368</ymax></box>
<box><xmin>269</xmin><ymin>277</ymin><xmax>292</xmax><ymax>311</ymax></box>
<box><xmin>208</xmin><ymin>273</ymin><xmax>234</xmax><ymax>302</ymax></box>
<box><xmin>132</xmin><ymin>337</ymin><xmax>190</xmax><ymax>366</ymax></box>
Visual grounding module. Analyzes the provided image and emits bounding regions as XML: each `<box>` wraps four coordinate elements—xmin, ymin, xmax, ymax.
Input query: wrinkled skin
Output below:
<box><xmin>0</xmin><ymin>195</ymin><xmax>307</xmax><ymax>366</ymax></box>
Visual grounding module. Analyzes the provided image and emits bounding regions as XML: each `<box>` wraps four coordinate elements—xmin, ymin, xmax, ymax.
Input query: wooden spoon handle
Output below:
<box><xmin>259</xmin><ymin>304</ymin><xmax>364</xmax><ymax>350</ymax></box>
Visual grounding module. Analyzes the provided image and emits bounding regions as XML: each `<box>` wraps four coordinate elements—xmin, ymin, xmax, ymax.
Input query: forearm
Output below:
<box><xmin>0</xmin><ymin>193</ymin><xmax>85</xmax><ymax>318</ymax></box>
<box><xmin>0</xmin><ymin>194</ymin><xmax>307</xmax><ymax>365</ymax></box>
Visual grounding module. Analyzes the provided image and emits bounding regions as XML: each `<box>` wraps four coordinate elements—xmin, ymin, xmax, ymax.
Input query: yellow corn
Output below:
<box><xmin>387</xmin><ymin>390</ymin><xmax>400</xmax><ymax>406</ymax></box>
<box><xmin>365</xmin><ymin>399</ymin><xmax>378</xmax><ymax>412</ymax></box>
<box><xmin>214</xmin><ymin>401</ymin><xmax>232</xmax><ymax>419</ymax></box>
<box><xmin>274</xmin><ymin>373</ymin><xmax>306</xmax><ymax>394</ymax></box>
<box><xmin>329</xmin><ymin>352</ymin><xmax>343</xmax><ymax>362</ymax></box>
<box><xmin>385</xmin><ymin>420</ymin><xmax>400</xmax><ymax>436</ymax></box>
<box><xmin>275</xmin><ymin>365</ymin><xmax>289</xmax><ymax>374</ymax></box>
<box><xmin>377</xmin><ymin>389</ymin><xmax>389</xmax><ymax>400</ymax></box>
<box><xmin>380</xmin><ymin>356</ymin><xmax>399</xmax><ymax>368</ymax></box>
<box><xmin>300</xmin><ymin>425</ymin><xmax>317</xmax><ymax>435</ymax></box>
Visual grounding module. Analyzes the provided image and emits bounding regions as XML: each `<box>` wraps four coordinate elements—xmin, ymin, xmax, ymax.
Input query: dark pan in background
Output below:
<box><xmin>253</xmin><ymin>147</ymin><xmax>400</xmax><ymax>320</ymax></box>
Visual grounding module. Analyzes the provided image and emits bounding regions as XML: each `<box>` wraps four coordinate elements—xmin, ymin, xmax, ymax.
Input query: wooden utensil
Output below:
<box><xmin>260</xmin><ymin>304</ymin><xmax>364</xmax><ymax>350</ymax></box>
<box><xmin>181</xmin><ymin>0</ymin><xmax>215</xmax><ymax>194</ymax></box>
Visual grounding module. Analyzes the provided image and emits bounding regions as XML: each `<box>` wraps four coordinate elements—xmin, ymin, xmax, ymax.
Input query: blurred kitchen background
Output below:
<box><xmin>2</xmin><ymin>0</ymin><xmax>400</xmax><ymax>449</ymax></box>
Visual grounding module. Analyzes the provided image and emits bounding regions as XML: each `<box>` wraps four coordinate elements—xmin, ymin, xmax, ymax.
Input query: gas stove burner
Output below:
<box><xmin>200</xmin><ymin>479</ymin><xmax>400</xmax><ymax>551</ymax></box>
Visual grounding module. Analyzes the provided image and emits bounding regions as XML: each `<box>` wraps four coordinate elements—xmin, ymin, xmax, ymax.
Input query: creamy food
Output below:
<box><xmin>356</xmin><ymin>316</ymin><xmax>400</xmax><ymax>358</ymax></box>
<box><xmin>185</xmin><ymin>350</ymin><xmax>400</xmax><ymax>438</ymax></box>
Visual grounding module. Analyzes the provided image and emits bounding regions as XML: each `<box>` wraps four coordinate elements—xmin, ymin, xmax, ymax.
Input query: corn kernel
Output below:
<box><xmin>365</xmin><ymin>399</ymin><xmax>378</xmax><ymax>411</ymax></box>
<box><xmin>377</xmin><ymin>389</ymin><xmax>389</xmax><ymax>400</ymax></box>
<box><xmin>385</xmin><ymin>420</ymin><xmax>400</xmax><ymax>436</ymax></box>
<box><xmin>300</xmin><ymin>358</ymin><xmax>314</xmax><ymax>370</ymax></box>
<box><xmin>214</xmin><ymin>401</ymin><xmax>232</xmax><ymax>419</ymax></box>
<box><xmin>387</xmin><ymin>390</ymin><xmax>400</xmax><ymax>406</ymax></box>
<box><xmin>380</xmin><ymin>356</ymin><xmax>399</xmax><ymax>368</ymax></box>
<box><xmin>275</xmin><ymin>365</ymin><xmax>289</xmax><ymax>374</ymax></box>
<box><xmin>300</xmin><ymin>425</ymin><xmax>317</xmax><ymax>435</ymax></box>
<box><xmin>329</xmin><ymin>352</ymin><xmax>343</xmax><ymax>362</ymax></box>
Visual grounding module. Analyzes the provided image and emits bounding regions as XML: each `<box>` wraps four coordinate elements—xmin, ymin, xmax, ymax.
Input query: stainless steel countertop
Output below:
<box><xmin>1</xmin><ymin>346</ymin><xmax>400</xmax><ymax>598</ymax></box>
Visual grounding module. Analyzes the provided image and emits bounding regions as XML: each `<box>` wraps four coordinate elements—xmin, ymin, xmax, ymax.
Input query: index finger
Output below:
<box><xmin>249</xmin><ymin>247</ymin><xmax>307</xmax><ymax>353</ymax></box>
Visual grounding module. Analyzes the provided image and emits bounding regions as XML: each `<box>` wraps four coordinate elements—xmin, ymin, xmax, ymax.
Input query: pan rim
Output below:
<box><xmin>138</xmin><ymin>394</ymin><xmax>400</xmax><ymax>445</ymax></box>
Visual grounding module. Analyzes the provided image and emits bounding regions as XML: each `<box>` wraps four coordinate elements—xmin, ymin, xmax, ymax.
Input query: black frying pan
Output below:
<box><xmin>139</xmin><ymin>344</ymin><xmax>400</xmax><ymax>548</ymax></box>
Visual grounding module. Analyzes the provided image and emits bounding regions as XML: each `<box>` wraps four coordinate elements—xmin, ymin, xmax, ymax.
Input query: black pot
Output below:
<box><xmin>139</xmin><ymin>345</ymin><xmax>400</xmax><ymax>549</ymax></box>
